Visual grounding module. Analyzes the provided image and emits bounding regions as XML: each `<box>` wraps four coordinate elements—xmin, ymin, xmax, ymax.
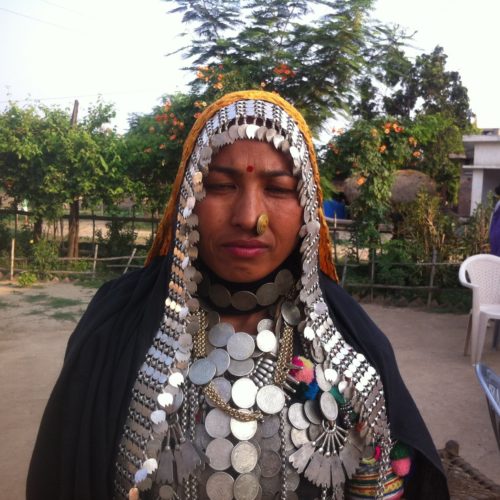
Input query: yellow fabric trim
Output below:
<box><xmin>146</xmin><ymin>90</ymin><xmax>337</xmax><ymax>282</ymax></box>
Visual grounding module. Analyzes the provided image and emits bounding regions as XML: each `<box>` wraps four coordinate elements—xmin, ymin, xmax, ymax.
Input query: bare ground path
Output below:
<box><xmin>0</xmin><ymin>281</ymin><xmax>499</xmax><ymax>499</ymax></box>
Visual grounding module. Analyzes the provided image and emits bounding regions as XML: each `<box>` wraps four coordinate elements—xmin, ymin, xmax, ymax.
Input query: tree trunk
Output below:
<box><xmin>33</xmin><ymin>217</ymin><xmax>43</xmax><ymax>242</ymax></box>
<box><xmin>67</xmin><ymin>199</ymin><xmax>80</xmax><ymax>258</ymax></box>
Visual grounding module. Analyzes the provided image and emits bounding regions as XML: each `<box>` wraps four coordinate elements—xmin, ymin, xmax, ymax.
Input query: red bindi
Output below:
<box><xmin>246</xmin><ymin>165</ymin><xmax>254</xmax><ymax>173</ymax></box>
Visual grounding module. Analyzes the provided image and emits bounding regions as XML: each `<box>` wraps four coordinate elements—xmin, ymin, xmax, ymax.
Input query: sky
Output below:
<box><xmin>1</xmin><ymin>0</ymin><xmax>500</xmax><ymax>132</ymax></box>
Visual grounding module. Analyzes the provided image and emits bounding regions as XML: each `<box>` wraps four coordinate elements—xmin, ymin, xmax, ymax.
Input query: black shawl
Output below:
<box><xmin>27</xmin><ymin>257</ymin><xmax>449</xmax><ymax>499</ymax></box>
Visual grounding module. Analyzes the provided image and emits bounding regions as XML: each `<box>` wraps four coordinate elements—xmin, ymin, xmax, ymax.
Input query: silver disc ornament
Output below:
<box><xmin>227</xmin><ymin>332</ymin><xmax>255</xmax><ymax>360</ymax></box>
<box><xmin>208</xmin><ymin>322</ymin><xmax>234</xmax><ymax>347</ymax></box>
<box><xmin>188</xmin><ymin>358</ymin><xmax>216</xmax><ymax>386</ymax></box>
<box><xmin>232</xmin><ymin>378</ymin><xmax>258</xmax><ymax>408</ymax></box>
<box><xmin>256</xmin><ymin>385</ymin><xmax>286</xmax><ymax>414</ymax></box>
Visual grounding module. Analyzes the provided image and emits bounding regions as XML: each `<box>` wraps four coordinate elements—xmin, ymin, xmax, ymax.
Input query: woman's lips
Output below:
<box><xmin>223</xmin><ymin>240</ymin><xmax>268</xmax><ymax>258</ymax></box>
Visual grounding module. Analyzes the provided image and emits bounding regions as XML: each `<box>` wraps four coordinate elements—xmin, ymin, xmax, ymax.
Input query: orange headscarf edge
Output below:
<box><xmin>145</xmin><ymin>90</ymin><xmax>338</xmax><ymax>282</ymax></box>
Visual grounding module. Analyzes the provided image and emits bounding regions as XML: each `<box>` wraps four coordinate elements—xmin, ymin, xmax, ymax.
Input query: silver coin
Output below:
<box><xmin>232</xmin><ymin>378</ymin><xmax>258</xmax><ymax>408</ymax></box>
<box><xmin>207</xmin><ymin>310</ymin><xmax>221</xmax><ymax>328</ymax></box>
<box><xmin>281</xmin><ymin>301</ymin><xmax>301</xmax><ymax>326</ymax></box>
<box><xmin>290</xmin><ymin>428</ymin><xmax>309</xmax><ymax>448</ymax></box>
<box><xmin>165</xmin><ymin>389</ymin><xmax>184</xmax><ymax>415</ymax></box>
<box><xmin>230</xmin><ymin>414</ymin><xmax>258</xmax><ymax>440</ymax></box>
<box><xmin>206</xmin><ymin>377</ymin><xmax>232</xmax><ymax>406</ymax></box>
<box><xmin>227</xmin><ymin>332</ymin><xmax>255</xmax><ymax>360</ymax></box>
<box><xmin>232</xmin><ymin>291</ymin><xmax>258</xmax><ymax>311</ymax></box>
<box><xmin>188</xmin><ymin>358</ymin><xmax>216</xmax><ymax>386</ymax></box>
<box><xmin>275</xmin><ymin>269</ymin><xmax>294</xmax><ymax>294</ymax></box>
<box><xmin>206</xmin><ymin>471</ymin><xmax>234</xmax><ymax>500</ymax></box>
<box><xmin>288</xmin><ymin>403</ymin><xmax>310</xmax><ymax>430</ymax></box>
<box><xmin>207</xmin><ymin>348</ymin><xmax>231</xmax><ymax>376</ymax></box>
<box><xmin>259</xmin><ymin>450</ymin><xmax>281</xmax><ymax>477</ymax></box>
<box><xmin>257</xmin><ymin>318</ymin><xmax>274</xmax><ymax>332</ymax></box>
<box><xmin>159</xmin><ymin>485</ymin><xmax>176</xmax><ymax>499</ymax></box>
<box><xmin>206</xmin><ymin>438</ymin><xmax>233</xmax><ymax>471</ymax></box>
<box><xmin>256</xmin><ymin>385</ymin><xmax>286</xmax><ymax>415</ymax></box>
<box><xmin>194</xmin><ymin>422</ymin><xmax>211</xmax><ymax>450</ymax></box>
<box><xmin>261</xmin><ymin>415</ymin><xmax>280</xmax><ymax>438</ymax></box>
<box><xmin>260</xmin><ymin>475</ymin><xmax>281</xmax><ymax>496</ymax></box>
<box><xmin>209</xmin><ymin>284</ymin><xmax>231</xmax><ymax>308</ymax></box>
<box><xmin>234</xmin><ymin>473</ymin><xmax>260</xmax><ymax>500</ymax></box>
<box><xmin>315</xmin><ymin>365</ymin><xmax>332</xmax><ymax>392</ymax></box>
<box><xmin>286</xmin><ymin>469</ymin><xmax>300</xmax><ymax>491</ymax></box>
<box><xmin>228</xmin><ymin>357</ymin><xmax>255</xmax><ymax>377</ymax></box>
<box><xmin>205</xmin><ymin>408</ymin><xmax>231</xmax><ymax>438</ymax></box>
<box><xmin>319</xmin><ymin>391</ymin><xmax>338</xmax><ymax>421</ymax></box>
<box><xmin>256</xmin><ymin>282</ymin><xmax>279</xmax><ymax>306</ymax></box>
<box><xmin>256</xmin><ymin>330</ymin><xmax>277</xmax><ymax>353</ymax></box>
<box><xmin>303</xmin><ymin>399</ymin><xmax>322</xmax><ymax>425</ymax></box>
<box><xmin>208</xmin><ymin>322</ymin><xmax>234</xmax><ymax>347</ymax></box>
<box><xmin>231</xmin><ymin>441</ymin><xmax>259</xmax><ymax>473</ymax></box>
<box><xmin>260</xmin><ymin>433</ymin><xmax>280</xmax><ymax>451</ymax></box>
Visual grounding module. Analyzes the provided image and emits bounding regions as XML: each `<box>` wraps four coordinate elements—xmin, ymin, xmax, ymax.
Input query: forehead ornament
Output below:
<box><xmin>256</xmin><ymin>213</ymin><xmax>269</xmax><ymax>236</ymax></box>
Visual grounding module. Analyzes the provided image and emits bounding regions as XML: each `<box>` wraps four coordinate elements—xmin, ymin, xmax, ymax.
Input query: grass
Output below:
<box><xmin>50</xmin><ymin>311</ymin><xmax>78</xmax><ymax>322</ymax></box>
<box><xmin>23</xmin><ymin>293</ymin><xmax>50</xmax><ymax>303</ymax></box>
<box><xmin>27</xmin><ymin>308</ymin><xmax>45</xmax><ymax>316</ymax></box>
<box><xmin>45</xmin><ymin>297</ymin><xmax>83</xmax><ymax>308</ymax></box>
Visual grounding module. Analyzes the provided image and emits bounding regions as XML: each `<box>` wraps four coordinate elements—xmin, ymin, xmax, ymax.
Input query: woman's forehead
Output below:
<box><xmin>210</xmin><ymin>139</ymin><xmax>294</xmax><ymax>172</ymax></box>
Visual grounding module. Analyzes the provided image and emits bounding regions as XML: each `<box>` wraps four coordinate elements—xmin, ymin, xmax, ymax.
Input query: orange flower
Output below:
<box><xmin>412</xmin><ymin>150</ymin><xmax>422</xmax><ymax>158</ymax></box>
<box><xmin>378</xmin><ymin>144</ymin><xmax>387</xmax><ymax>153</ymax></box>
<box><xmin>260</xmin><ymin>81</ymin><xmax>267</xmax><ymax>88</ymax></box>
<box><xmin>169</xmin><ymin>134</ymin><xmax>176</xmax><ymax>141</ymax></box>
<box><xmin>159</xmin><ymin>143</ymin><xmax>166</xmax><ymax>150</ymax></box>
<box><xmin>196</xmin><ymin>71</ymin><xmax>204</xmax><ymax>79</ymax></box>
<box><xmin>371</xmin><ymin>128</ymin><xmax>378</xmax><ymax>137</ymax></box>
<box><xmin>213</xmin><ymin>82</ymin><xmax>224</xmax><ymax>90</ymax></box>
<box><xmin>356</xmin><ymin>176</ymin><xmax>366</xmax><ymax>186</ymax></box>
<box><xmin>408</xmin><ymin>136</ymin><xmax>417</xmax><ymax>147</ymax></box>
<box><xmin>144</xmin><ymin>147</ymin><xmax>152</xmax><ymax>153</ymax></box>
<box><xmin>384</xmin><ymin>128</ymin><xmax>390</xmax><ymax>134</ymax></box>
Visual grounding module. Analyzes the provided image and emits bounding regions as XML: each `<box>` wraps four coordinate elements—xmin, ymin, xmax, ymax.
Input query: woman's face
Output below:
<box><xmin>195</xmin><ymin>139</ymin><xmax>303</xmax><ymax>283</ymax></box>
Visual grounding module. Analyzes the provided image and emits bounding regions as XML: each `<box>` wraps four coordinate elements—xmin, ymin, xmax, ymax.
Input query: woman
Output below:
<box><xmin>27</xmin><ymin>91</ymin><xmax>449</xmax><ymax>499</ymax></box>
<box><xmin>490</xmin><ymin>185</ymin><xmax>500</xmax><ymax>256</ymax></box>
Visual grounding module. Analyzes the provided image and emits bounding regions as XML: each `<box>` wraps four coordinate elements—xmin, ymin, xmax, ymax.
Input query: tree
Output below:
<box><xmin>0</xmin><ymin>100</ymin><xmax>125</xmax><ymax>255</ymax></box>
<box><xmin>322</xmin><ymin>118</ymin><xmax>419</xmax><ymax>244</ymax></box>
<box><xmin>165</xmin><ymin>0</ymin><xmax>407</xmax><ymax>133</ymax></box>
<box><xmin>0</xmin><ymin>103</ymin><xmax>65</xmax><ymax>239</ymax></box>
<box><xmin>122</xmin><ymin>93</ymin><xmax>198</xmax><ymax>216</ymax></box>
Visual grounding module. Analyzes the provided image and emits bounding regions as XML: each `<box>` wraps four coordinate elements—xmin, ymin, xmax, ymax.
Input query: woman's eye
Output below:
<box><xmin>266</xmin><ymin>185</ymin><xmax>296</xmax><ymax>195</ymax></box>
<box><xmin>205</xmin><ymin>182</ymin><xmax>235</xmax><ymax>192</ymax></box>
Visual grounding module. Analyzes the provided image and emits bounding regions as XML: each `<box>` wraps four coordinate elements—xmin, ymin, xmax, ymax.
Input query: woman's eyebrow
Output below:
<box><xmin>209</xmin><ymin>165</ymin><xmax>294</xmax><ymax>178</ymax></box>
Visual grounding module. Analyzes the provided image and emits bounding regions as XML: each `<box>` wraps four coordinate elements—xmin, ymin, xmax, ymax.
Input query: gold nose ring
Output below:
<box><xmin>256</xmin><ymin>213</ymin><xmax>269</xmax><ymax>236</ymax></box>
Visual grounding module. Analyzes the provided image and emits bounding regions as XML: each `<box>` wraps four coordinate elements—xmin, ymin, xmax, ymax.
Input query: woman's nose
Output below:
<box><xmin>230</xmin><ymin>187</ymin><xmax>265</xmax><ymax>231</ymax></box>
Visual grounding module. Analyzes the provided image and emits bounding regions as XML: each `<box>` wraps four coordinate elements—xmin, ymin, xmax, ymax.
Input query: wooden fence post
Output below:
<box><xmin>427</xmin><ymin>248</ymin><xmax>437</xmax><ymax>306</ymax></box>
<box><xmin>92</xmin><ymin>244</ymin><xmax>99</xmax><ymax>278</ymax></box>
<box><xmin>10</xmin><ymin>238</ymin><xmax>15</xmax><ymax>281</ymax></box>
<box><xmin>370</xmin><ymin>247</ymin><xmax>376</xmax><ymax>303</ymax></box>
<box><xmin>123</xmin><ymin>248</ymin><xmax>137</xmax><ymax>274</ymax></box>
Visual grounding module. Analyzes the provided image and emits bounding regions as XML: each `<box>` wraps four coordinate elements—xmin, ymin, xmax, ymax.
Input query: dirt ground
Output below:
<box><xmin>1</xmin><ymin>281</ymin><xmax>499</xmax><ymax>499</ymax></box>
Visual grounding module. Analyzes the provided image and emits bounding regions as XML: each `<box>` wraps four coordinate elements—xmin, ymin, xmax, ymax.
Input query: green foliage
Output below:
<box><xmin>17</xmin><ymin>272</ymin><xmax>37</xmax><ymax>287</ymax></box>
<box><xmin>376</xmin><ymin>240</ymin><xmax>423</xmax><ymax>286</ymax></box>
<box><xmin>398</xmin><ymin>191</ymin><xmax>459</xmax><ymax>262</ymax></box>
<box><xmin>122</xmin><ymin>93</ymin><xmax>198</xmax><ymax>214</ymax></box>
<box><xmin>0</xmin><ymin>99</ymin><xmax>126</xmax><ymax>243</ymax></box>
<box><xmin>459</xmin><ymin>195</ymin><xmax>494</xmax><ymax>256</ymax></box>
<box><xmin>30</xmin><ymin>239</ymin><xmax>60</xmax><ymax>279</ymax></box>
<box><xmin>96</xmin><ymin>219</ymin><xmax>137</xmax><ymax>258</ymax></box>
<box><xmin>164</xmin><ymin>0</ymin><xmax>409</xmax><ymax>133</ymax></box>
<box><xmin>408</xmin><ymin>114</ymin><xmax>464</xmax><ymax>204</ymax></box>
<box><xmin>0</xmin><ymin>219</ymin><xmax>11</xmax><ymax>254</ymax></box>
<box><xmin>324</xmin><ymin>118</ymin><xmax>418</xmax><ymax>244</ymax></box>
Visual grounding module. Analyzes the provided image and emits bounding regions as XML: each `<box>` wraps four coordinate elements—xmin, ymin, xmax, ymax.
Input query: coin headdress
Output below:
<box><xmin>115</xmin><ymin>91</ymin><xmax>395</xmax><ymax>500</ymax></box>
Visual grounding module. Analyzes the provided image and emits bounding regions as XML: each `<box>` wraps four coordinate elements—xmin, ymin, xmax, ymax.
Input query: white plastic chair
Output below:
<box><xmin>459</xmin><ymin>254</ymin><xmax>500</xmax><ymax>364</ymax></box>
<box><xmin>475</xmin><ymin>363</ymin><xmax>500</xmax><ymax>451</ymax></box>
